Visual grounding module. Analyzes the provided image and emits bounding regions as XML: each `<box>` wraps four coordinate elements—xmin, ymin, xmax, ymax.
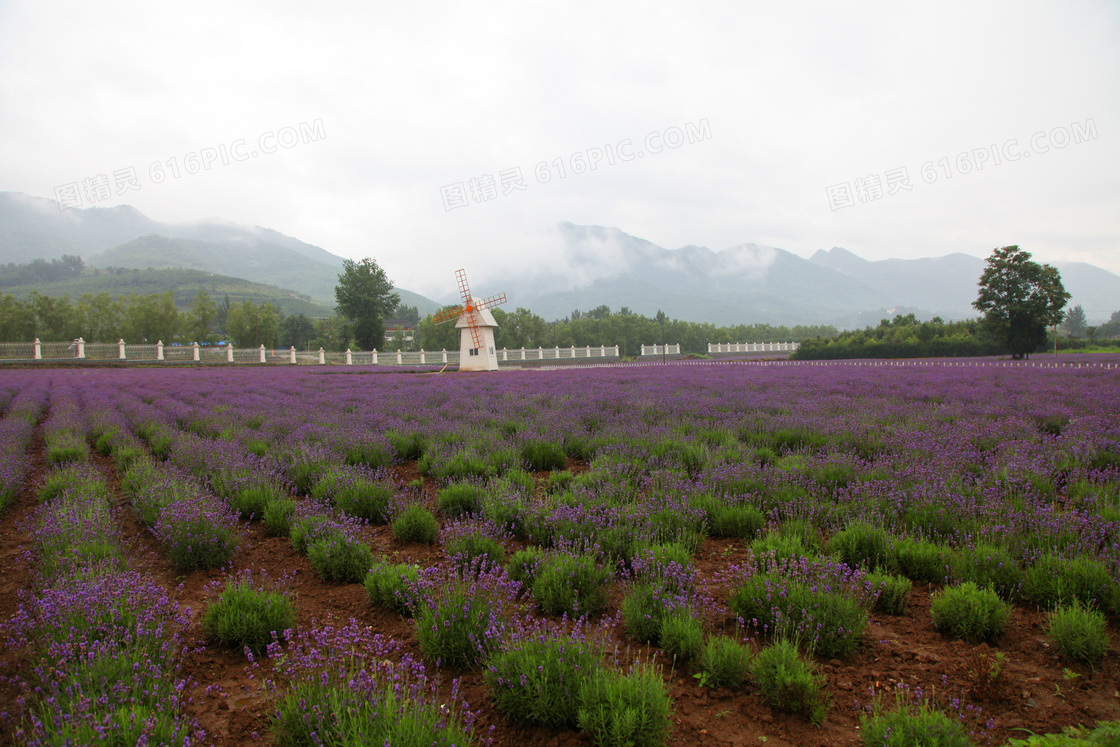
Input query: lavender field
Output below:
<box><xmin>1</xmin><ymin>361</ymin><xmax>1118</xmax><ymax>746</ymax></box>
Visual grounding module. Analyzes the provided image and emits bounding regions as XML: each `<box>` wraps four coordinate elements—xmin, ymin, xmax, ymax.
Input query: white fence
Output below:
<box><xmin>640</xmin><ymin>344</ymin><xmax>681</xmax><ymax>356</ymax></box>
<box><xmin>0</xmin><ymin>339</ymin><xmax>621</xmax><ymax>367</ymax></box>
<box><xmin>708</xmin><ymin>341</ymin><xmax>800</xmax><ymax>354</ymax></box>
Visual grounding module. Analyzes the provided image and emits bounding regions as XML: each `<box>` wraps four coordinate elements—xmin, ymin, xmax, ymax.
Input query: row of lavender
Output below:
<box><xmin>2</xmin><ymin>363</ymin><xmax>1119</xmax><ymax>744</ymax></box>
<box><xmin>1</xmin><ymin>377</ymin><xmax>203</xmax><ymax>745</ymax></box>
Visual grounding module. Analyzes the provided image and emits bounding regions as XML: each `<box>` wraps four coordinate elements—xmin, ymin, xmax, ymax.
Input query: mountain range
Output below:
<box><xmin>2</xmin><ymin>192</ymin><xmax>1116</xmax><ymax>328</ymax></box>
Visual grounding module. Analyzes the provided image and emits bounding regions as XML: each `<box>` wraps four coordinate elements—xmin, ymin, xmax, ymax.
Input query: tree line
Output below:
<box><xmin>0</xmin><ymin>289</ymin><xmax>351</xmax><ymax>350</ymax></box>
<box><xmin>415</xmin><ymin>304</ymin><xmax>836</xmax><ymax>356</ymax></box>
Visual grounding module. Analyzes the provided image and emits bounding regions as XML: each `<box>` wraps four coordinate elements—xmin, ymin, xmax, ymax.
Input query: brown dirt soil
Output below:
<box><xmin>1</xmin><ymin>437</ymin><xmax>1118</xmax><ymax>746</ymax></box>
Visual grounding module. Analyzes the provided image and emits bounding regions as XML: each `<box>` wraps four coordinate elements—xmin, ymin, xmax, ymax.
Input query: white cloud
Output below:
<box><xmin>1</xmin><ymin>0</ymin><xmax>1117</xmax><ymax>298</ymax></box>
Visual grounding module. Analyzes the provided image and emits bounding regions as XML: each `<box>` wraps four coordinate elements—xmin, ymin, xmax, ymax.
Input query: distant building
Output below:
<box><xmin>385</xmin><ymin>326</ymin><xmax>415</xmax><ymax>343</ymax></box>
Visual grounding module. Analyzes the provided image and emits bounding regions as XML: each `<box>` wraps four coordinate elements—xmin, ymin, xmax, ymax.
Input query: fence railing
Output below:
<box><xmin>640</xmin><ymin>344</ymin><xmax>681</xmax><ymax>356</ymax></box>
<box><xmin>0</xmin><ymin>339</ymin><xmax>623</xmax><ymax>367</ymax></box>
<box><xmin>708</xmin><ymin>341</ymin><xmax>800</xmax><ymax>354</ymax></box>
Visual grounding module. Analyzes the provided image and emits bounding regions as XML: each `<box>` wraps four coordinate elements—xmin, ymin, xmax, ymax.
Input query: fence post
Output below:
<box><xmin>442</xmin><ymin>349</ymin><xmax>447</xmax><ymax>363</ymax></box>
<box><xmin>372</xmin><ymin>348</ymin><xmax>378</xmax><ymax>364</ymax></box>
<box><xmin>34</xmin><ymin>338</ymin><xmax>42</xmax><ymax>360</ymax></box>
<box><xmin>346</xmin><ymin>348</ymin><xmax>352</xmax><ymax>365</ymax></box>
<box><xmin>77</xmin><ymin>338</ymin><xmax>85</xmax><ymax>359</ymax></box>
<box><xmin>118</xmin><ymin>339</ymin><xmax>127</xmax><ymax>360</ymax></box>
<box><xmin>193</xmin><ymin>342</ymin><xmax>201</xmax><ymax>361</ymax></box>
<box><xmin>319</xmin><ymin>347</ymin><xmax>325</xmax><ymax>364</ymax></box>
<box><xmin>537</xmin><ymin>346</ymin><xmax>543</xmax><ymax>360</ymax></box>
<box><xmin>226</xmin><ymin>345</ymin><xmax>234</xmax><ymax>363</ymax></box>
<box><xmin>259</xmin><ymin>345</ymin><xmax>266</xmax><ymax>363</ymax></box>
<box><xmin>157</xmin><ymin>340</ymin><xmax>164</xmax><ymax>361</ymax></box>
<box><xmin>502</xmin><ymin>348</ymin><xmax>508</xmax><ymax>361</ymax></box>
<box><xmin>396</xmin><ymin>349</ymin><xmax>402</xmax><ymax>364</ymax></box>
<box><xmin>520</xmin><ymin>347</ymin><xmax>526</xmax><ymax>360</ymax></box>
<box><xmin>420</xmin><ymin>349</ymin><xmax>426</xmax><ymax>364</ymax></box>
<box><xmin>289</xmin><ymin>346</ymin><xmax>296</xmax><ymax>364</ymax></box>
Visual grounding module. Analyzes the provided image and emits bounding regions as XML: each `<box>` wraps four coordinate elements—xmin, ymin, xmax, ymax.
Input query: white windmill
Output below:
<box><xmin>432</xmin><ymin>269</ymin><xmax>507</xmax><ymax>371</ymax></box>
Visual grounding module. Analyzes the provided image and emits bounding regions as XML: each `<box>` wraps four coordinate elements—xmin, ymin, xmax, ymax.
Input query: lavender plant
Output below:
<box><xmin>202</xmin><ymin>569</ymin><xmax>295</xmax><ymax>653</ymax></box>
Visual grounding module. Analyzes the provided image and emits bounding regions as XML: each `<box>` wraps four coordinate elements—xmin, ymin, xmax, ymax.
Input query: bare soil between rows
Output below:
<box><xmin>1</xmin><ymin>440</ymin><xmax>1117</xmax><ymax>746</ymax></box>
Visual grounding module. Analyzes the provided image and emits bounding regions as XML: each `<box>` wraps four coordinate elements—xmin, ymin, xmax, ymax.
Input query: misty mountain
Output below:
<box><xmin>505</xmin><ymin>223</ymin><xmax>1119</xmax><ymax>327</ymax></box>
<box><xmin>0</xmin><ymin>192</ymin><xmax>439</xmax><ymax>315</ymax></box>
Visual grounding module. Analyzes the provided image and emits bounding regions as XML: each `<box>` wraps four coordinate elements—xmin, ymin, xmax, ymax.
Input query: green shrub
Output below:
<box><xmin>621</xmin><ymin>583</ymin><xmax>673</xmax><ymax>644</ymax></box>
<box><xmin>750</xmin><ymin>532</ymin><xmax>813</xmax><ymax>565</ymax></box>
<box><xmin>480</xmin><ymin>492</ymin><xmax>532</xmax><ymax>538</ymax></box>
<box><xmin>1004</xmin><ymin>721</ymin><xmax>1120</xmax><ymax>746</ymax></box>
<box><xmin>508</xmin><ymin>546</ymin><xmax>547</xmax><ymax>592</ymax></box>
<box><xmin>705</xmin><ymin>500</ymin><xmax>766</xmax><ymax>540</ymax></box>
<box><xmin>485</xmin><ymin>633</ymin><xmax>603</xmax><ymax>729</ymax></box>
<box><xmin>290</xmin><ymin>515</ymin><xmax>340</xmax><ymax>555</ymax></box>
<box><xmin>865</xmin><ymin>571</ymin><xmax>913</xmax><ymax>615</ymax></box>
<box><xmin>1024</xmin><ymin>553</ymin><xmax>1113</xmax><ymax>610</ymax></box>
<box><xmin>37</xmin><ymin>466</ymin><xmax>109</xmax><ymax>504</ymax></box>
<box><xmin>414</xmin><ymin>580</ymin><xmax>505</xmax><ymax>669</ymax></box>
<box><xmin>659</xmin><ymin>613</ymin><xmax>703</xmax><ymax>662</ymax></box>
<box><xmin>748</xmin><ymin>640</ymin><xmax>829</xmax><ymax>725</ymax></box>
<box><xmin>364</xmin><ymin>561</ymin><xmax>419</xmax><ymax>615</ymax></box>
<box><xmin>697</xmin><ymin>636</ymin><xmax>752</xmax><ymax>689</ymax></box>
<box><xmin>392</xmin><ymin>503</ymin><xmax>438</xmax><ymax>544</ymax></box>
<box><xmin>547</xmin><ymin>470</ymin><xmax>573</xmax><ymax>494</ymax></box>
<box><xmin>1047</xmin><ymin>599</ymin><xmax>1110</xmax><ymax>664</ymax></box>
<box><xmin>895</xmin><ymin>537</ymin><xmax>951</xmax><ymax>584</ymax></box>
<box><xmin>521</xmin><ymin>440</ymin><xmax>568</xmax><ymax>471</ymax></box>
<box><xmin>950</xmin><ymin>543</ymin><xmax>1023</xmax><ymax>600</ymax></box>
<box><xmin>229</xmin><ymin>483</ymin><xmax>283</xmax><ymax>520</ymax></box>
<box><xmin>533</xmin><ymin>553</ymin><xmax>610</xmax><ymax>618</ymax></box>
<box><xmin>437</xmin><ymin>483</ymin><xmax>483</xmax><ymax>518</ymax></box>
<box><xmin>334</xmin><ymin>480</ymin><xmax>393</xmax><ymax>524</ymax></box>
<box><xmin>728</xmin><ymin>572</ymin><xmax>868</xmax><ymax>658</ymax></box>
<box><xmin>444</xmin><ymin>530</ymin><xmax>505</xmax><ymax>574</ymax></box>
<box><xmin>201</xmin><ymin>573</ymin><xmax>294</xmax><ymax>653</ymax></box>
<box><xmin>930</xmin><ymin>582</ymin><xmax>1011</xmax><ymax>642</ymax></box>
<box><xmin>386</xmin><ymin>429</ymin><xmax>426</xmax><ymax>460</ymax></box>
<box><xmin>826</xmin><ymin>524</ymin><xmax>895</xmax><ymax>571</ymax></box>
<box><xmin>859</xmin><ymin>696</ymin><xmax>970</xmax><ymax>747</ymax></box>
<box><xmin>577</xmin><ymin>666</ymin><xmax>672</xmax><ymax>747</ymax></box>
<box><xmin>307</xmin><ymin>533</ymin><xmax>373</xmax><ymax>584</ymax></box>
<box><xmin>262</xmin><ymin>496</ymin><xmax>296</xmax><ymax>537</ymax></box>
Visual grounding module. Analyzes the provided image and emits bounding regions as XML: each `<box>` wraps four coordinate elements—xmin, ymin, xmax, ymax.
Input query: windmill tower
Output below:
<box><xmin>433</xmin><ymin>269</ymin><xmax>507</xmax><ymax>371</ymax></box>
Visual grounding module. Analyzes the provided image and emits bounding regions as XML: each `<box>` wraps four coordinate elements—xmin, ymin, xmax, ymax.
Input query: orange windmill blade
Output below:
<box><xmin>434</xmin><ymin>269</ymin><xmax>507</xmax><ymax>370</ymax></box>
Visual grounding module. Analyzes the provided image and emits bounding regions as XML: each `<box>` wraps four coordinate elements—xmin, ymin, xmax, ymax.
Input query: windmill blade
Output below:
<box><xmin>466</xmin><ymin>321</ymin><xmax>484</xmax><ymax>351</ymax></box>
<box><xmin>432</xmin><ymin>305</ymin><xmax>463</xmax><ymax>326</ymax></box>
<box><xmin>474</xmin><ymin>293</ymin><xmax>507</xmax><ymax>311</ymax></box>
<box><xmin>455</xmin><ymin>268</ymin><xmax>472</xmax><ymax>306</ymax></box>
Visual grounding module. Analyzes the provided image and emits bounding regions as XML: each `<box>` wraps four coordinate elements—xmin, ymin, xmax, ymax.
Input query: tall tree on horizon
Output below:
<box><xmin>973</xmin><ymin>245</ymin><xmax>1069</xmax><ymax>359</ymax></box>
<box><xmin>334</xmin><ymin>257</ymin><xmax>400</xmax><ymax>351</ymax></box>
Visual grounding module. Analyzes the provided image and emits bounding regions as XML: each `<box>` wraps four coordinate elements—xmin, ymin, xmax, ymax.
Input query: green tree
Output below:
<box><xmin>334</xmin><ymin>258</ymin><xmax>400</xmax><ymax>350</ymax></box>
<box><xmin>973</xmin><ymin>245</ymin><xmax>1069</xmax><ymax>359</ymax></box>
<box><xmin>0</xmin><ymin>295</ymin><xmax>36</xmax><ymax>341</ymax></box>
<box><xmin>122</xmin><ymin>292</ymin><xmax>181</xmax><ymax>343</ymax></box>
<box><xmin>187</xmin><ymin>290</ymin><xmax>219</xmax><ymax>343</ymax></box>
<box><xmin>1062</xmin><ymin>304</ymin><xmax>1088</xmax><ymax>339</ymax></box>
<box><xmin>279</xmin><ymin>313</ymin><xmax>316</xmax><ymax>350</ymax></box>
<box><xmin>227</xmin><ymin>300</ymin><xmax>281</xmax><ymax>348</ymax></box>
<box><xmin>417</xmin><ymin>306</ymin><xmax>462</xmax><ymax>351</ymax></box>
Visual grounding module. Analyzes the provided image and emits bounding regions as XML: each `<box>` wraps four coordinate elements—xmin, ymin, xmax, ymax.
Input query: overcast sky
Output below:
<box><xmin>1</xmin><ymin>0</ymin><xmax>1117</xmax><ymax>296</ymax></box>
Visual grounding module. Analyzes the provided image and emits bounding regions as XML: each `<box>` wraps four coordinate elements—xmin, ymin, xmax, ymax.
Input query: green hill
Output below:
<box><xmin>1</xmin><ymin>266</ymin><xmax>334</xmax><ymax>317</ymax></box>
